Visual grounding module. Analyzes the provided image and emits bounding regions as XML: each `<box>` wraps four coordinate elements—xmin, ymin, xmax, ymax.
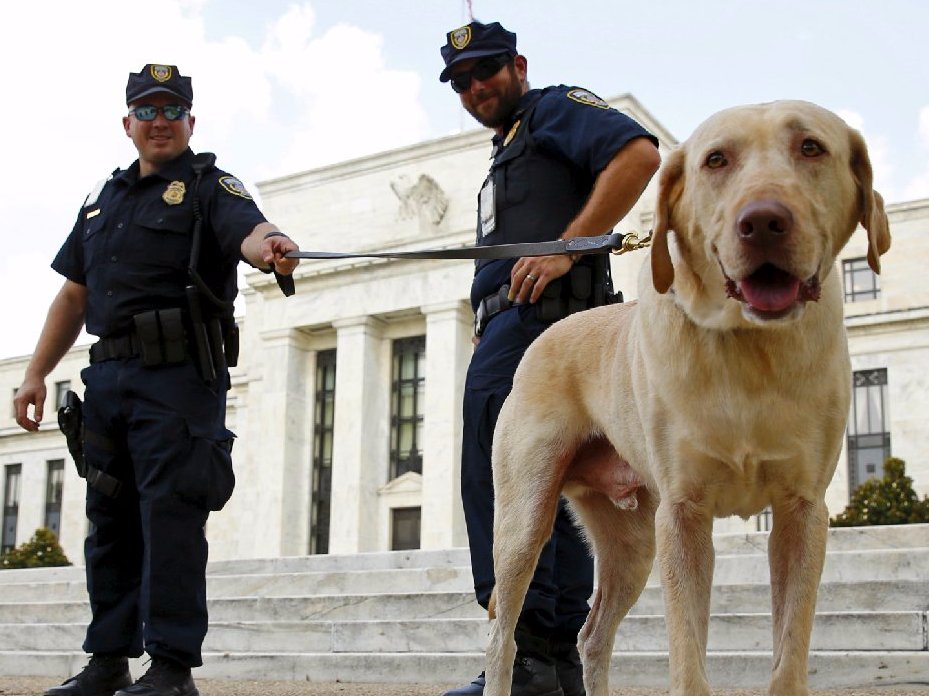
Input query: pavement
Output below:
<box><xmin>2</xmin><ymin>676</ymin><xmax>929</xmax><ymax>696</ymax></box>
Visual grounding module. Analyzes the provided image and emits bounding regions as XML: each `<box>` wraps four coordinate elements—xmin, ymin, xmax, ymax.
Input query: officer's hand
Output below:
<box><xmin>13</xmin><ymin>376</ymin><xmax>46</xmax><ymax>432</ymax></box>
<box><xmin>508</xmin><ymin>254</ymin><xmax>574</xmax><ymax>304</ymax></box>
<box><xmin>263</xmin><ymin>235</ymin><xmax>300</xmax><ymax>276</ymax></box>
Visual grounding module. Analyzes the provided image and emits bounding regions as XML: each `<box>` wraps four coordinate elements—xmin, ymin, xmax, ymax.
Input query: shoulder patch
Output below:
<box><xmin>218</xmin><ymin>175</ymin><xmax>253</xmax><ymax>200</ymax></box>
<box><xmin>566</xmin><ymin>88</ymin><xmax>610</xmax><ymax>109</ymax></box>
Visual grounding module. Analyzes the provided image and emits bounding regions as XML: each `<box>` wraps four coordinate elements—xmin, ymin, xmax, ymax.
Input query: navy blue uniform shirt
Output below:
<box><xmin>471</xmin><ymin>85</ymin><xmax>658</xmax><ymax>308</ymax></box>
<box><xmin>53</xmin><ymin>148</ymin><xmax>266</xmax><ymax>338</ymax></box>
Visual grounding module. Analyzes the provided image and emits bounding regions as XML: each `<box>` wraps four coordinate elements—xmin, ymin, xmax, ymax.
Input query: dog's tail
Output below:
<box><xmin>487</xmin><ymin>588</ymin><xmax>497</xmax><ymax>620</ymax></box>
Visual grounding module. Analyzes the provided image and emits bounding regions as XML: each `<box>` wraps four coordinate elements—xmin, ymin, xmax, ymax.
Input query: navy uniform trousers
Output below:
<box><xmin>80</xmin><ymin>357</ymin><xmax>231</xmax><ymax>668</ymax></box>
<box><xmin>461</xmin><ymin>302</ymin><xmax>593</xmax><ymax>642</ymax></box>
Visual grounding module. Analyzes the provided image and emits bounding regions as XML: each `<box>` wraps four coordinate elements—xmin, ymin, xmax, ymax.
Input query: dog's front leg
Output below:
<box><xmin>485</xmin><ymin>616</ymin><xmax>517</xmax><ymax>696</ymax></box>
<box><xmin>768</xmin><ymin>495</ymin><xmax>829</xmax><ymax>696</ymax></box>
<box><xmin>655</xmin><ymin>498</ymin><xmax>715</xmax><ymax>696</ymax></box>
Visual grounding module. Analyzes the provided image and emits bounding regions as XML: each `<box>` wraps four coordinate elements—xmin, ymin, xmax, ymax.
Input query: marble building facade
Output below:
<box><xmin>1</xmin><ymin>95</ymin><xmax>926</xmax><ymax>564</ymax></box>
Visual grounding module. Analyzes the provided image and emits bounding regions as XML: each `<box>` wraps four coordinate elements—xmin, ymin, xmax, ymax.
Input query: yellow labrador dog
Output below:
<box><xmin>485</xmin><ymin>100</ymin><xmax>890</xmax><ymax>696</ymax></box>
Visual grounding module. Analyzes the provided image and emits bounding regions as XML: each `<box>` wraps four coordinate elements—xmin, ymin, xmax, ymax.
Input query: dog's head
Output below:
<box><xmin>650</xmin><ymin>100</ymin><xmax>890</xmax><ymax>325</ymax></box>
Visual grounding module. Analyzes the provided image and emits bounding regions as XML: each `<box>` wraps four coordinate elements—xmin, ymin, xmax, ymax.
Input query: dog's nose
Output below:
<box><xmin>736</xmin><ymin>199</ymin><xmax>794</xmax><ymax>247</ymax></box>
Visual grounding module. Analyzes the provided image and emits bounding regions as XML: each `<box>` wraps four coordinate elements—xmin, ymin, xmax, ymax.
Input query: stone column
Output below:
<box><xmin>249</xmin><ymin>327</ymin><xmax>312</xmax><ymax>557</ymax></box>
<box><xmin>329</xmin><ymin>316</ymin><xmax>389</xmax><ymax>553</ymax></box>
<box><xmin>420</xmin><ymin>300</ymin><xmax>472</xmax><ymax>548</ymax></box>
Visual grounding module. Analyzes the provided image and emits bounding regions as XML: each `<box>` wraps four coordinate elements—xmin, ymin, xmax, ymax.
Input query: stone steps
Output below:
<box><xmin>1</xmin><ymin>650</ymin><xmax>926</xmax><ymax>689</ymax></box>
<box><xmin>4</xmin><ymin>610</ymin><xmax>925</xmax><ymax>653</ymax></box>
<box><xmin>0</xmin><ymin>524</ymin><xmax>926</xmax><ymax>688</ymax></box>
<box><xmin>2</xmin><ymin>577</ymin><xmax>927</xmax><ymax>625</ymax></box>
<box><xmin>3</xmin><ymin>545</ymin><xmax>926</xmax><ymax>604</ymax></box>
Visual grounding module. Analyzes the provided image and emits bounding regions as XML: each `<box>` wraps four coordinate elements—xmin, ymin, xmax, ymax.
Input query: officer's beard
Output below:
<box><xmin>464</xmin><ymin>65</ymin><xmax>525</xmax><ymax>130</ymax></box>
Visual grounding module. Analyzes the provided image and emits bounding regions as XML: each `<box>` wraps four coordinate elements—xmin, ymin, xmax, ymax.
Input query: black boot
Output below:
<box><xmin>551</xmin><ymin>640</ymin><xmax>585</xmax><ymax>696</ymax></box>
<box><xmin>44</xmin><ymin>655</ymin><xmax>132</xmax><ymax>696</ymax></box>
<box><xmin>114</xmin><ymin>656</ymin><xmax>198</xmax><ymax>696</ymax></box>
<box><xmin>440</xmin><ymin>627</ymin><xmax>565</xmax><ymax>696</ymax></box>
<box><xmin>440</xmin><ymin>671</ymin><xmax>485</xmax><ymax>695</ymax></box>
<box><xmin>511</xmin><ymin>627</ymin><xmax>564</xmax><ymax>696</ymax></box>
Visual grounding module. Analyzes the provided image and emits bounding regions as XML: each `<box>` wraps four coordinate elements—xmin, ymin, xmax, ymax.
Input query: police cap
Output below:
<box><xmin>126</xmin><ymin>64</ymin><xmax>193</xmax><ymax>106</ymax></box>
<box><xmin>439</xmin><ymin>21</ymin><xmax>517</xmax><ymax>82</ymax></box>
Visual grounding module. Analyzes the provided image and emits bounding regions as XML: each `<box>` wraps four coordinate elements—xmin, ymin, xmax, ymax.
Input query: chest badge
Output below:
<box><xmin>162</xmin><ymin>180</ymin><xmax>186</xmax><ymax>205</ymax></box>
<box><xmin>503</xmin><ymin>119</ymin><xmax>521</xmax><ymax>147</ymax></box>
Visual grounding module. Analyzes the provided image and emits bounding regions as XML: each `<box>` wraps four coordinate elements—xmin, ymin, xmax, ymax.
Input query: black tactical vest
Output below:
<box><xmin>475</xmin><ymin>92</ymin><xmax>594</xmax><ymax>271</ymax></box>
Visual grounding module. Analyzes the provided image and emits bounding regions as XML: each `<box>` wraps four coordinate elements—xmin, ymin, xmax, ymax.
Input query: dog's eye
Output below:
<box><xmin>705</xmin><ymin>151</ymin><xmax>728</xmax><ymax>168</ymax></box>
<box><xmin>800</xmin><ymin>138</ymin><xmax>825</xmax><ymax>157</ymax></box>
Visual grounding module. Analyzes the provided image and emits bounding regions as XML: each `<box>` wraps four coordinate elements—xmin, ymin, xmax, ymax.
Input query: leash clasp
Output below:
<box><xmin>611</xmin><ymin>230</ymin><xmax>652</xmax><ymax>256</ymax></box>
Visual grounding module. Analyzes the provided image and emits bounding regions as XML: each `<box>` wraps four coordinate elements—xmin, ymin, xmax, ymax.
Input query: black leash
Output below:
<box><xmin>284</xmin><ymin>231</ymin><xmax>650</xmax><ymax>261</ymax></box>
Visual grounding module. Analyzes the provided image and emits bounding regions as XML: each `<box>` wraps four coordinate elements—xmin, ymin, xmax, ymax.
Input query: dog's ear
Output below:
<box><xmin>849</xmin><ymin>128</ymin><xmax>891</xmax><ymax>273</ymax></box>
<box><xmin>651</xmin><ymin>147</ymin><xmax>684</xmax><ymax>293</ymax></box>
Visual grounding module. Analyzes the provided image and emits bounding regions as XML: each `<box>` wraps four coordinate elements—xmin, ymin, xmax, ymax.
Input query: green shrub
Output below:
<box><xmin>831</xmin><ymin>457</ymin><xmax>929</xmax><ymax>527</ymax></box>
<box><xmin>0</xmin><ymin>527</ymin><xmax>72</xmax><ymax>569</ymax></box>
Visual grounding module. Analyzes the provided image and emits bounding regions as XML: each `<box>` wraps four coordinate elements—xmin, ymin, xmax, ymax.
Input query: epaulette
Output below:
<box><xmin>83</xmin><ymin>168</ymin><xmax>119</xmax><ymax>208</ymax></box>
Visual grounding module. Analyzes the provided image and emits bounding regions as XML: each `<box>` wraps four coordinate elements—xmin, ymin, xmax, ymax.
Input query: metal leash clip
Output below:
<box><xmin>611</xmin><ymin>230</ymin><xmax>653</xmax><ymax>256</ymax></box>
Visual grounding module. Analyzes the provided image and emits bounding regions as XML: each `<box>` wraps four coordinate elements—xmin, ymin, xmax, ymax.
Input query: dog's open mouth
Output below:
<box><xmin>725</xmin><ymin>263</ymin><xmax>822</xmax><ymax>319</ymax></box>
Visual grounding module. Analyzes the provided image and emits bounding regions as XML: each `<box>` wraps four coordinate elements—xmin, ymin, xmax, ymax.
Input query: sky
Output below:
<box><xmin>1</xmin><ymin>0</ymin><xmax>927</xmax><ymax>361</ymax></box>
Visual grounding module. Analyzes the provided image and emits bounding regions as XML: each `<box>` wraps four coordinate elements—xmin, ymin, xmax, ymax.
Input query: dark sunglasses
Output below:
<box><xmin>128</xmin><ymin>104</ymin><xmax>190</xmax><ymax>121</ymax></box>
<box><xmin>450</xmin><ymin>53</ymin><xmax>513</xmax><ymax>94</ymax></box>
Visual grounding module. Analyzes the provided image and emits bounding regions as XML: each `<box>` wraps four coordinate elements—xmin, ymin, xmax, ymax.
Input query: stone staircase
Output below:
<box><xmin>0</xmin><ymin>525</ymin><xmax>926</xmax><ymax>689</ymax></box>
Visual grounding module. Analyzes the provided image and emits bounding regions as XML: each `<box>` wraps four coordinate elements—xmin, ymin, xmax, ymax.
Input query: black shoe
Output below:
<box><xmin>551</xmin><ymin>641</ymin><xmax>585</xmax><ymax>696</ymax></box>
<box><xmin>511</xmin><ymin>627</ymin><xmax>564</xmax><ymax>696</ymax></box>
<box><xmin>44</xmin><ymin>655</ymin><xmax>132</xmax><ymax>696</ymax></box>
<box><xmin>442</xmin><ymin>661</ymin><xmax>563</xmax><ymax>696</ymax></box>
<box><xmin>511</xmin><ymin>654</ymin><xmax>564</xmax><ymax>696</ymax></box>
<box><xmin>441</xmin><ymin>672</ymin><xmax>485</xmax><ymax>695</ymax></box>
<box><xmin>114</xmin><ymin>657</ymin><xmax>198</xmax><ymax>696</ymax></box>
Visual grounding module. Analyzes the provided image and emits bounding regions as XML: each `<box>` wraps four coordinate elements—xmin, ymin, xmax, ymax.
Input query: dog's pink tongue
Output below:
<box><xmin>738</xmin><ymin>278</ymin><xmax>801</xmax><ymax>312</ymax></box>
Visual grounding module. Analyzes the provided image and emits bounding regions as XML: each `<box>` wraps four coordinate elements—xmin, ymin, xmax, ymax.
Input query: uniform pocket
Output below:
<box><xmin>128</xmin><ymin>202</ymin><xmax>193</xmax><ymax>269</ymax></box>
<box><xmin>175</xmin><ymin>423</ymin><xmax>236</xmax><ymax>511</ymax></box>
<box><xmin>81</xmin><ymin>212</ymin><xmax>107</xmax><ymax>270</ymax></box>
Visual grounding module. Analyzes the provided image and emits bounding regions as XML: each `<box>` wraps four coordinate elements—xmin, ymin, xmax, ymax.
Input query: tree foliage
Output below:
<box><xmin>0</xmin><ymin>527</ymin><xmax>72</xmax><ymax>569</ymax></box>
<box><xmin>831</xmin><ymin>457</ymin><xmax>929</xmax><ymax>527</ymax></box>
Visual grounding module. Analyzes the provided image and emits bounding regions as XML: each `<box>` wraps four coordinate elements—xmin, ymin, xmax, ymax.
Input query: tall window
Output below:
<box><xmin>45</xmin><ymin>460</ymin><xmax>65</xmax><ymax>538</ymax></box>
<box><xmin>390</xmin><ymin>336</ymin><xmax>425</xmax><ymax>479</ymax></box>
<box><xmin>847</xmin><ymin>368</ymin><xmax>891</xmax><ymax>492</ymax></box>
<box><xmin>54</xmin><ymin>381</ymin><xmax>71</xmax><ymax>409</ymax></box>
<box><xmin>391</xmin><ymin>507</ymin><xmax>421</xmax><ymax>550</ymax></box>
<box><xmin>10</xmin><ymin>388</ymin><xmax>18</xmax><ymax>419</ymax></box>
<box><xmin>2</xmin><ymin>464</ymin><xmax>22</xmax><ymax>555</ymax></box>
<box><xmin>310</xmin><ymin>350</ymin><xmax>336</xmax><ymax>555</ymax></box>
<box><xmin>842</xmin><ymin>257</ymin><xmax>879</xmax><ymax>303</ymax></box>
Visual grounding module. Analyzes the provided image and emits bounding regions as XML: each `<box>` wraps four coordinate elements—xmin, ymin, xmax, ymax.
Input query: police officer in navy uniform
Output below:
<box><xmin>13</xmin><ymin>64</ymin><xmax>299</xmax><ymax>696</ymax></box>
<box><xmin>438</xmin><ymin>21</ymin><xmax>660</xmax><ymax>696</ymax></box>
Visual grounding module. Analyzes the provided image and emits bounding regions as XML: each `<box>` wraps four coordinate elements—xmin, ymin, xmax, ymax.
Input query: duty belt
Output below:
<box><xmin>474</xmin><ymin>285</ymin><xmax>512</xmax><ymax>338</ymax></box>
<box><xmin>89</xmin><ymin>333</ymin><xmax>143</xmax><ymax>363</ymax></box>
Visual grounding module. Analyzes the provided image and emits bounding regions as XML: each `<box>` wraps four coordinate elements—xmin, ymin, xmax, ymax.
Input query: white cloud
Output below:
<box><xmin>0</xmin><ymin>0</ymin><xmax>427</xmax><ymax>359</ymax></box>
<box><xmin>258</xmin><ymin>7</ymin><xmax>428</xmax><ymax>175</ymax></box>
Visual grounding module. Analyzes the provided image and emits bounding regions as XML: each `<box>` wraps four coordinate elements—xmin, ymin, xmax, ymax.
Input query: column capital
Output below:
<box><xmin>332</xmin><ymin>315</ymin><xmax>388</xmax><ymax>333</ymax></box>
<box><xmin>421</xmin><ymin>299</ymin><xmax>472</xmax><ymax>323</ymax></box>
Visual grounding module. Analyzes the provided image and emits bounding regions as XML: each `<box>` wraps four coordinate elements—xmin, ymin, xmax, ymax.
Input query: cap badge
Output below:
<box><xmin>162</xmin><ymin>180</ymin><xmax>186</xmax><ymax>205</ymax></box>
<box><xmin>503</xmin><ymin>119</ymin><xmax>521</xmax><ymax>147</ymax></box>
<box><xmin>450</xmin><ymin>25</ymin><xmax>472</xmax><ymax>50</ymax></box>
<box><xmin>150</xmin><ymin>64</ymin><xmax>172</xmax><ymax>83</ymax></box>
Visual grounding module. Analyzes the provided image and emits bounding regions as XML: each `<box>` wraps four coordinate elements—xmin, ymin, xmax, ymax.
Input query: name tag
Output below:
<box><xmin>85</xmin><ymin>209</ymin><xmax>101</xmax><ymax>219</ymax></box>
<box><xmin>479</xmin><ymin>178</ymin><xmax>496</xmax><ymax>239</ymax></box>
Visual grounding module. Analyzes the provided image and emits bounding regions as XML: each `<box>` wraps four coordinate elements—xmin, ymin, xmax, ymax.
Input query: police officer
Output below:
<box><xmin>438</xmin><ymin>21</ymin><xmax>660</xmax><ymax>696</ymax></box>
<box><xmin>13</xmin><ymin>64</ymin><xmax>299</xmax><ymax>696</ymax></box>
